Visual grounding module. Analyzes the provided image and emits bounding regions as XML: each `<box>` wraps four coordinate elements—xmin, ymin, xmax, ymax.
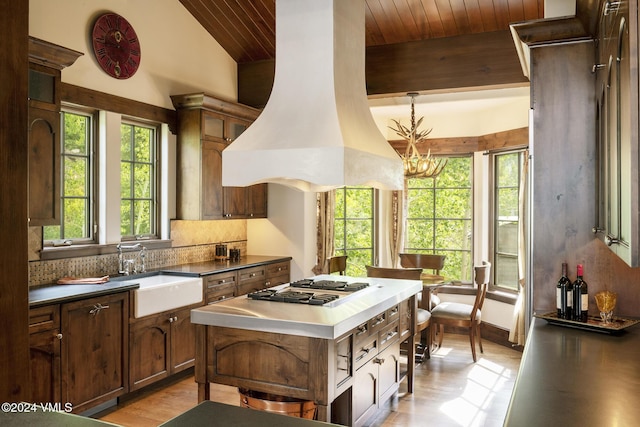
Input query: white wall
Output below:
<box><xmin>247</xmin><ymin>185</ymin><xmax>318</xmax><ymax>281</ymax></box>
<box><xmin>29</xmin><ymin>0</ymin><xmax>237</xmax><ymax>108</ymax></box>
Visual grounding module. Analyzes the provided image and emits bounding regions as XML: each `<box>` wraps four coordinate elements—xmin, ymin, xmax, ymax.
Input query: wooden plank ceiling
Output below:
<box><xmin>179</xmin><ymin>0</ymin><xmax>544</xmax><ymax>64</ymax></box>
<box><xmin>179</xmin><ymin>0</ymin><xmax>546</xmax><ymax>107</ymax></box>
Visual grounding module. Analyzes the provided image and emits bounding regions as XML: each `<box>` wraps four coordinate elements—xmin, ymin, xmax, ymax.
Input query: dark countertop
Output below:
<box><xmin>29</xmin><ymin>255</ymin><xmax>291</xmax><ymax>307</ymax></box>
<box><xmin>504</xmin><ymin>317</ymin><xmax>640</xmax><ymax>426</ymax></box>
<box><xmin>160</xmin><ymin>400</ymin><xmax>338</xmax><ymax>427</ymax></box>
<box><xmin>29</xmin><ymin>280</ymin><xmax>140</xmax><ymax>308</ymax></box>
<box><xmin>160</xmin><ymin>255</ymin><xmax>292</xmax><ymax>276</ymax></box>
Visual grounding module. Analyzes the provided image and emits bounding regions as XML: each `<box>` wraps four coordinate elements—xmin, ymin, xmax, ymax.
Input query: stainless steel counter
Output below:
<box><xmin>190</xmin><ymin>274</ymin><xmax>422</xmax><ymax>339</ymax></box>
<box><xmin>504</xmin><ymin>317</ymin><xmax>640</xmax><ymax>426</ymax></box>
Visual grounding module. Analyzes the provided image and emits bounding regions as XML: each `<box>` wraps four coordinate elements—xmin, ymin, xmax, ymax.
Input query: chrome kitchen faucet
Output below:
<box><xmin>116</xmin><ymin>243</ymin><xmax>146</xmax><ymax>275</ymax></box>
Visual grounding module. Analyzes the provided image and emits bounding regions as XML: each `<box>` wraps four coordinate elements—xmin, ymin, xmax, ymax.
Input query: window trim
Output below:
<box><xmin>119</xmin><ymin>118</ymin><xmax>160</xmax><ymax>241</ymax></box>
<box><xmin>489</xmin><ymin>149</ymin><xmax>526</xmax><ymax>294</ymax></box>
<box><xmin>43</xmin><ymin>107</ymin><xmax>97</xmax><ymax>246</ymax></box>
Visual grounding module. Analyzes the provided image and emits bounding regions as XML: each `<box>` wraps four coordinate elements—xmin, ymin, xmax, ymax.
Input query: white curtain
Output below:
<box><xmin>509</xmin><ymin>150</ymin><xmax>529</xmax><ymax>346</ymax></box>
<box><xmin>312</xmin><ymin>190</ymin><xmax>335</xmax><ymax>275</ymax></box>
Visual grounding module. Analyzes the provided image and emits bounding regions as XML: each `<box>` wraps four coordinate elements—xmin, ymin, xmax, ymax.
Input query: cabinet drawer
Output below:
<box><xmin>205</xmin><ymin>272</ymin><xmax>237</xmax><ymax>289</ymax></box>
<box><xmin>379</xmin><ymin>320</ymin><xmax>400</xmax><ymax>351</ymax></box>
<box><xmin>354</xmin><ymin>333</ymin><xmax>378</xmax><ymax>370</ymax></box>
<box><xmin>206</xmin><ymin>282</ymin><xmax>236</xmax><ymax>305</ymax></box>
<box><xmin>238</xmin><ymin>266</ymin><xmax>266</xmax><ymax>283</ymax></box>
<box><xmin>353</xmin><ymin>321</ymin><xmax>372</xmax><ymax>347</ymax></box>
<box><xmin>266</xmin><ymin>274</ymin><xmax>289</xmax><ymax>288</ymax></box>
<box><xmin>266</xmin><ymin>261</ymin><xmax>289</xmax><ymax>278</ymax></box>
<box><xmin>236</xmin><ymin>280</ymin><xmax>266</xmax><ymax>296</ymax></box>
<box><xmin>29</xmin><ymin>305</ymin><xmax>60</xmax><ymax>333</ymax></box>
<box><xmin>369</xmin><ymin>311</ymin><xmax>387</xmax><ymax>334</ymax></box>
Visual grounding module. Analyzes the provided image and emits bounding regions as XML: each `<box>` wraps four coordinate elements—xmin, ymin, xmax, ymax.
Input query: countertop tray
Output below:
<box><xmin>535</xmin><ymin>311</ymin><xmax>640</xmax><ymax>335</ymax></box>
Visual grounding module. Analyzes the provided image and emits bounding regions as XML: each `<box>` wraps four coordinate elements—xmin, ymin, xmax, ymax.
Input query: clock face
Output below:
<box><xmin>92</xmin><ymin>13</ymin><xmax>141</xmax><ymax>79</ymax></box>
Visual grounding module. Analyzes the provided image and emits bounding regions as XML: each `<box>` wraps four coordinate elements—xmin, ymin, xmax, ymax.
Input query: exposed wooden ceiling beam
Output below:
<box><xmin>238</xmin><ymin>30</ymin><xmax>528</xmax><ymax>108</ymax></box>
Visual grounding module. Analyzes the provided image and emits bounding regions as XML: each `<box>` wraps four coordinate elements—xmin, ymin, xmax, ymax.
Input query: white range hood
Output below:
<box><xmin>222</xmin><ymin>0</ymin><xmax>404</xmax><ymax>192</ymax></box>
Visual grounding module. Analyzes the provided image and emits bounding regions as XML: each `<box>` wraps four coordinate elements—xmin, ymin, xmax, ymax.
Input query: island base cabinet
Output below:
<box><xmin>352</xmin><ymin>341</ymin><xmax>400</xmax><ymax>427</ymax></box>
<box><xmin>61</xmin><ymin>293</ymin><xmax>128</xmax><ymax>413</ymax></box>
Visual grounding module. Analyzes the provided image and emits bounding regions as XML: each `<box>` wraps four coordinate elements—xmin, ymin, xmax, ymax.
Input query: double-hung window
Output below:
<box><xmin>333</xmin><ymin>186</ymin><xmax>374</xmax><ymax>277</ymax></box>
<box><xmin>43</xmin><ymin>110</ymin><xmax>95</xmax><ymax>244</ymax></box>
<box><xmin>405</xmin><ymin>156</ymin><xmax>474</xmax><ymax>281</ymax></box>
<box><xmin>120</xmin><ymin>121</ymin><xmax>157</xmax><ymax>240</ymax></box>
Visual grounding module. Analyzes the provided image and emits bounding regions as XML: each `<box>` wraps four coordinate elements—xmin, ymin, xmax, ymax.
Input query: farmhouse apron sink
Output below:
<box><xmin>132</xmin><ymin>275</ymin><xmax>203</xmax><ymax>318</ymax></box>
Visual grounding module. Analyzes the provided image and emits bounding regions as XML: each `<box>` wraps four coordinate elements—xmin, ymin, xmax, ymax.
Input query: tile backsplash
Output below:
<box><xmin>29</xmin><ymin>219</ymin><xmax>248</xmax><ymax>287</ymax></box>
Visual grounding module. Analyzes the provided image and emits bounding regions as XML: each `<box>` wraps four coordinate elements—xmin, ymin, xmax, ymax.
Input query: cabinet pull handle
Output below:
<box><xmin>356</xmin><ymin>325</ymin><xmax>367</xmax><ymax>335</ymax></box>
<box><xmin>373</xmin><ymin>357</ymin><xmax>385</xmax><ymax>365</ymax></box>
<box><xmin>89</xmin><ymin>303</ymin><xmax>109</xmax><ymax>315</ymax></box>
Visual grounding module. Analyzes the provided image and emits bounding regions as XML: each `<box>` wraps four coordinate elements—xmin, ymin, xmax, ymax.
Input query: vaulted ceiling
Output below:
<box><xmin>178</xmin><ymin>0</ymin><xmax>598</xmax><ymax>123</ymax></box>
<box><xmin>180</xmin><ymin>0</ymin><xmax>544</xmax><ymax>64</ymax></box>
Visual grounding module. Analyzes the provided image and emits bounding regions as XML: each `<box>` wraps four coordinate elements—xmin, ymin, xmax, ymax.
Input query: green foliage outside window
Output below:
<box><xmin>406</xmin><ymin>156</ymin><xmax>473</xmax><ymax>282</ymax></box>
<box><xmin>120</xmin><ymin>123</ymin><xmax>156</xmax><ymax>238</ymax></box>
<box><xmin>334</xmin><ymin>187</ymin><xmax>374</xmax><ymax>277</ymax></box>
<box><xmin>43</xmin><ymin>111</ymin><xmax>92</xmax><ymax>242</ymax></box>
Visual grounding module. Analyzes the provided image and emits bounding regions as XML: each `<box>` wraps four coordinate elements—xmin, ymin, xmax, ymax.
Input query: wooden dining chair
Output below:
<box><xmin>399</xmin><ymin>253</ymin><xmax>446</xmax><ymax>276</ymax></box>
<box><xmin>430</xmin><ymin>261</ymin><xmax>491</xmax><ymax>362</ymax></box>
<box><xmin>366</xmin><ymin>265</ymin><xmax>431</xmax><ymax>368</ymax></box>
<box><xmin>327</xmin><ymin>255</ymin><xmax>348</xmax><ymax>275</ymax></box>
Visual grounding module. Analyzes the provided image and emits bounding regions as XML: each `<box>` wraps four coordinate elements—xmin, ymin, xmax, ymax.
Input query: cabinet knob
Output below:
<box><xmin>373</xmin><ymin>357</ymin><xmax>385</xmax><ymax>365</ymax></box>
<box><xmin>605</xmin><ymin>234</ymin><xmax>620</xmax><ymax>246</ymax></box>
<box><xmin>56</xmin><ymin>333</ymin><xmax>63</xmax><ymax>340</ymax></box>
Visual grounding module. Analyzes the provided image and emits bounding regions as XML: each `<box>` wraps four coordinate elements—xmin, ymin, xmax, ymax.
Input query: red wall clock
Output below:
<box><xmin>92</xmin><ymin>13</ymin><xmax>141</xmax><ymax>79</ymax></box>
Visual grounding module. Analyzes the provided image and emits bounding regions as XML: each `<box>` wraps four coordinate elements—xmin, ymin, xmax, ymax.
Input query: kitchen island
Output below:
<box><xmin>191</xmin><ymin>275</ymin><xmax>422</xmax><ymax>426</ymax></box>
<box><xmin>504</xmin><ymin>317</ymin><xmax>640</xmax><ymax>426</ymax></box>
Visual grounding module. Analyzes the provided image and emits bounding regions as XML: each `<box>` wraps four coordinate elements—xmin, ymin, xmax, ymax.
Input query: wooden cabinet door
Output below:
<box><xmin>29</xmin><ymin>329</ymin><xmax>61</xmax><ymax>403</ymax></box>
<box><xmin>377</xmin><ymin>341</ymin><xmax>400</xmax><ymax>404</ymax></box>
<box><xmin>201</xmin><ymin>139</ymin><xmax>226</xmax><ymax>219</ymax></box>
<box><xmin>129</xmin><ymin>313</ymin><xmax>170</xmax><ymax>391</ymax></box>
<box><xmin>170</xmin><ymin>305</ymin><xmax>198</xmax><ymax>373</ymax></box>
<box><xmin>28</xmin><ymin>106</ymin><xmax>60</xmax><ymax>226</ymax></box>
<box><xmin>246</xmin><ymin>184</ymin><xmax>268</xmax><ymax>218</ymax></box>
<box><xmin>222</xmin><ymin>186</ymin><xmax>247</xmax><ymax>218</ymax></box>
<box><xmin>61</xmin><ymin>293</ymin><xmax>128</xmax><ymax>413</ymax></box>
<box><xmin>353</xmin><ymin>358</ymin><xmax>377</xmax><ymax>426</ymax></box>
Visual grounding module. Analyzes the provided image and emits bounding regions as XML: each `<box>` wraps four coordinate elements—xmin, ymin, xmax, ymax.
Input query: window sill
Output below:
<box><xmin>40</xmin><ymin>239</ymin><xmax>172</xmax><ymax>261</ymax></box>
<box><xmin>437</xmin><ymin>284</ymin><xmax>518</xmax><ymax>305</ymax></box>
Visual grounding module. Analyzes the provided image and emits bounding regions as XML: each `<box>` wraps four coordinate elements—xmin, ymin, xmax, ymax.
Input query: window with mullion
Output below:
<box><xmin>405</xmin><ymin>156</ymin><xmax>473</xmax><ymax>281</ymax></box>
<box><xmin>334</xmin><ymin>186</ymin><xmax>374</xmax><ymax>277</ymax></box>
<box><xmin>43</xmin><ymin>110</ymin><xmax>94</xmax><ymax>243</ymax></box>
<box><xmin>493</xmin><ymin>151</ymin><xmax>523</xmax><ymax>291</ymax></box>
<box><xmin>120</xmin><ymin>122</ymin><xmax>157</xmax><ymax>239</ymax></box>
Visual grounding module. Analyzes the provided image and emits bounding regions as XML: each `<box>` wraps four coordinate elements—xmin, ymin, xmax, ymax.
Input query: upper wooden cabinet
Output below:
<box><xmin>171</xmin><ymin>93</ymin><xmax>267</xmax><ymax>220</ymax></box>
<box><xmin>27</xmin><ymin>37</ymin><xmax>82</xmax><ymax>226</ymax></box>
<box><xmin>594</xmin><ymin>1</ymin><xmax>640</xmax><ymax>266</ymax></box>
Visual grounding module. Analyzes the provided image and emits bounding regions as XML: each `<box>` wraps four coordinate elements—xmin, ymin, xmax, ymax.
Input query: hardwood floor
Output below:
<box><xmin>96</xmin><ymin>333</ymin><xmax>522</xmax><ymax>427</ymax></box>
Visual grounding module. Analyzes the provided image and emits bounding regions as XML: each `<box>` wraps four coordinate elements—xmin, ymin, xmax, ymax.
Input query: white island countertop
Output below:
<box><xmin>190</xmin><ymin>274</ymin><xmax>422</xmax><ymax>339</ymax></box>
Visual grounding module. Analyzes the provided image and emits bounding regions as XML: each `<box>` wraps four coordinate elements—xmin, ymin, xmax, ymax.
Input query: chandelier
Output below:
<box><xmin>389</xmin><ymin>92</ymin><xmax>447</xmax><ymax>178</ymax></box>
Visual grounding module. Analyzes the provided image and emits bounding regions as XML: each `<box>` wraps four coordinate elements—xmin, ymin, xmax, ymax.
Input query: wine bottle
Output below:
<box><xmin>557</xmin><ymin>263</ymin><xmax>571</xmax><ymax>318</ymax></box>
<box><xmin>565</xmin><ymin>273</ymin><xmax>573</xmax><ymax>320</ymax></box>
<box><xmin>572</xmin><ymin>264</ymin><xmax>589</xmax><ymax>322</ymax></box>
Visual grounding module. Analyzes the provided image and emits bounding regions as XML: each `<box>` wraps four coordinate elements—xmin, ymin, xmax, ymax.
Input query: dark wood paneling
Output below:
<box><xmin>0</xmin><ymin>0</ymin><xmax>30</xmax><ymax>403</ymax></box>
<box><xmin>239</xmin><ymin>30</ymin><xmax>528</xmax><ymax>108</ymax></box>
<box><xmin>60</xmin><ymin>83</ymin><xmax>177</xmax><ymax>133</ymax></box>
